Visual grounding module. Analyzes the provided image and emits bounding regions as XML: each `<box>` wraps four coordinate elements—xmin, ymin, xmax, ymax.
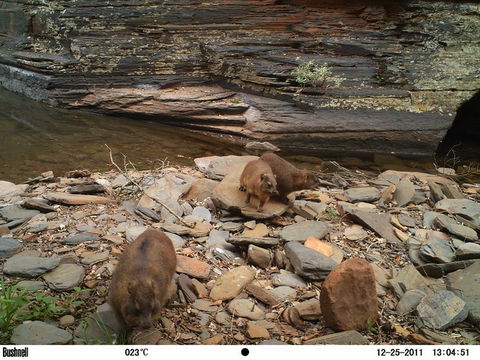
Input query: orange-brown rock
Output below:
<box><xmin>320</xmin><ymin>258</ymin><xmax>378</xmax><ymax>331</ymax></box>
<box><xmin>176</xmin><ymin>255</ymin><xmax>211</xmax><ymax>280</ymax></box>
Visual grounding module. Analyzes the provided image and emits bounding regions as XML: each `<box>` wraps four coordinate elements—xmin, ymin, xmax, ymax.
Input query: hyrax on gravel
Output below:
<box><xmin>239</xmin><ymin>159</ymin><xmax>278</xmax><ymax>212</ymax></box>
<box><xmin>108</xmin><ymin>229</ymin><xmax>176</xmax><ymax>329</ymax></box>
<box><xmin>259</xmin><ymin>152</ymin><xmax>319</xmax><ymax>203</ymax></box>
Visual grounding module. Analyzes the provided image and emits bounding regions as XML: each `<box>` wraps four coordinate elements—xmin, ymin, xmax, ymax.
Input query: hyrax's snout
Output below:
<box><xmin>141</xmin><ymin>320</ymin><xmax>152</xmax><ymax>329</ymax></box>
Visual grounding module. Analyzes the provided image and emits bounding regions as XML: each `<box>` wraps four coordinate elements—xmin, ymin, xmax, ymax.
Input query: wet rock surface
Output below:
<box><xmin>0</xmin><ymin>157</ymin><xmax>479</xmax><ymax>345</ymax></box>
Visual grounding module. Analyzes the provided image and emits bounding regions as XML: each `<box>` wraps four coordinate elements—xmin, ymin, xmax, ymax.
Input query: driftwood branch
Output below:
<box><xmin>105</xmin><ymin>144</ymin><xmax>192</xmax><ymax>227</ymax></box>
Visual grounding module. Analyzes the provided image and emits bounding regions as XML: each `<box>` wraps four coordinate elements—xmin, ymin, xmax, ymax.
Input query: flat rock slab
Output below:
<box><xmin>247</xmin><ymin>245</ymin><xmax>272</xmax><ymax>269</ymax></box>
<box><xmin>344</xmin><ymin>225</ymin><xmax>368</xmax><ymax>241</ymax></box>
<box><xmin>0</xmin><ymin>205</ymin><xmax>40</xmax><ymax>222</ymax></box>
<box><xmin>378</xmin><ymin>170</ymin><xmax>456</xmax><ymax>186</ymax></box>
<box><xmin>137</xmin><ymin>174</ymin><xmax>191</xmax><ymax>222</ymax></box>
<box><xmin>22</xmin><ymin>198</ymin><xmax>56</xmax><ymax>213</ymax></box>
<box><xmin>68</xmin><ymin>184</ymin><xmax>106</xmax><ymax>194</ymax></box>
<box><xmin>0</xmin><ymin>236</ymin><xmax>23</xmax><ymax>258</ymax></box>
<box><xmin>294</xmin><ymin>299</ymin><xmax>322</xmax><ymax>320</ymax></box>
<box><xmin>242</xmin><ymin>223</ymin><xmax>269</xmax><ymax>238</ymax></box>
<box><xmin>125</xmin><ymin>225</ymin><xmax>148</xmax><ymax>243</ymax></box>
<box><xmin>345</xmin><ymin>187</ymin><xmax>380</xmax><ymax>203</ymax></box>
<box><xmin>212</xmin><ymin>162</ymin><xmax>288</xmax><ymax>219</ymax></box>
<box><xmin>11</xmin><ymin>321</ymin><xmax>72</xmax><ymax>345</ymax></box>
<box><xmin>44</xmin><ymin>192</ymin><xmax>115</xmax><ymax>205</ymax></box>
<box><xmin>192</xmin><ymin>206</ymin><xmax>212</xmax><ymax>223</ymax></box>
<box><xmin>245</xmin><ymin>283</ymin><xmax>280</xmax><ymax>307</ymax></box>
<box><xmin>227</xmin><ymin>236</ymin><xmax>280</xmax><ymax>248</ymax></box>
<box><xmin>17</xmin><ymin>280</ymin><xmax>45</xmax><ymax>291</ymax></box>
<box><xmin>0</xmin><ymin>180</ymin><xmax>27</xmax><ymax>200</ymax></box>
<box><xmin>417</xmin><ymin>290</ymin><xmax>468</xmax><ymax>330</ymax></box>
<box><xmin>435</xmin><ymin>199</ymin><xmax>480</xmax><ymax>226</ymax></box>
<box><xmin>60</xmin><ymin>232</ymin><xmax>100</xmax><ymax>245</ymax></box>
<box><xmin>304</xmin><ymin>330</ymin><xmax>369</xmax><ymax>345</ymax></box>
<box><xmin>3</xmin><ymin>255</ymin><xmax>60</xmax><ymax>277</ymax></box>
<box><xmin>159</xmin><ymin>223</ymin><xmax>191</xmax><ymax>235</ymax></box>
<box><xmin>164</xmin><ymin>232</ymin><xmax>186</xmax><ymax>249</ymax></box>
<box><xmin>455</xmin><ymin>242</ymin><xmax>480</xmax><ymax>260</ymax></box>
<box><xmin>227</xmin><ymin>299</ymin><xmax>265</xmax><ymax>320</ymax></box>
<box><xmin>416</xmin><ymin>260</ymin><xmax>480</xmax><ymax>279</ymax></box>
<box><xmin>389</xmin><ymin>264</ymin><xmax>432</xmax><ymax>298</ymax></box>
<box><xmin>271</xmin><ymin>271</ymin><xmax>307</xmax><ymax>288</ymax></box>
<box><xmin>419</xmin><ymin>231</ymin><xmax>455</xmax><ymax>264</ymax></box>
<box><xmin>81</xmin><ymin>251</ymin><xmax>110</xmax><ymax>266</ymax></box>
<box><xmin>176</xmin><ymin>255</ymin><xmax>211</xmax><ymax>279</ymax></box>
<box><xmin>434</xmin><ymin>215</ymin><xmax>479</xmax><ymax>242</ymax></box>
<box><xmin>346</xmin><ymin>208</ymin><xmax>401</xmax><ymax>245</ymax></box>
<box><xmin>446</xmin><ymin>262</ymin><xmax>480</xmax><ymax>327</ymax></box>
<box><xmin>43</xmin><ymin>264</ymin><xmax>85</xmax><ymax>290</ymax></box>
<box><xmin>268</xmin><ymin>285</ymin><xmax>297</xmax><ymax>302</ymax></box>
<box><xmin>279</xmin><ymin>221</ymin><xmax>329</xmax><ymax>242</ymax></box>
<box><xmin>285</xmin><ymin>242</ymin><xmax>337</xmax><ymax>281</ymax></box>
<box><xmin>209</xmin><ymin>266</ymin><xmax>256</xmax><ymax>301</ymax></box>
<box><xmin>396</xmin><ymin>289</ymin><xmax>426</xmax><ymax>314</ymax></box>
<box><xmin>195</xmin><ymin>155</ymin><xmax>258</xmax><ymax>180</ymax></box>
<box><xmin>394</xmin><ymin>177</ymin><xmax>416</xmax><ymax>207</ymax></box>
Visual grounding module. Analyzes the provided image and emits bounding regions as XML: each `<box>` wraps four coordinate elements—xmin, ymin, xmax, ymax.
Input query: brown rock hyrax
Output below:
<box><xmin>239</xmin><ymin>159</ymin><xmax>278</xmax><ymax>212</ymax></box>
<box><xmin>108</xmin><ymin>229</ymin><xmax>176</xmax><ymax>329</ymax></box>
<box><xmin>260</xmin><ymin>152</ymin><xmax>318</xmax><ymax>203</ymax></box>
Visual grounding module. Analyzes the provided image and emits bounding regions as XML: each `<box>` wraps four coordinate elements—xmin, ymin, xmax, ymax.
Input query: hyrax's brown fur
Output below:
<box><xmin>260</xmin><ymin>152</ymin><xmax>318</xmax><ymax>203</ymax></box>
<box><xmin>108</xmin><ymin>229</ymin><xmax>176</xmax><ymax>329</ymax></box>
<box><xmin>239</xmin><ymin>159</ymin><xmax>278</xmax><ymax>212</ymax></box>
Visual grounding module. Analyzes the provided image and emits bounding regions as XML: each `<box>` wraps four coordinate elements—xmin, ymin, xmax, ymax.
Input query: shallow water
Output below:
<box><xmin>0</xmin><ymin>88</ymin><xmax>247</xmax><ymax>183</ymax></box>
<box><xmin>0</xmin><ymin>87</ymin><xmax>478</xmax><ymax>184</ymax></box>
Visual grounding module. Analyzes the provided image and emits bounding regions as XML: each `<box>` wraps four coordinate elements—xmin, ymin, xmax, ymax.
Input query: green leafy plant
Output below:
<box><xmin>0</xmin><ymin>278</ymin><xmax>32</xmax><ymax>337</ymax></box>
<box><xmin>325</xmin><ymin>206</ymin><xmax>339</xmax><ymax>220</ymax></box>
<box><xmin>366</xmin><ymin>317</ymin><xmax>378</xmax><ymax>333</ymax></box>
<box><xmin>28</xmin><ymin>292</ymin><xmax>68</xmax><ymax>320</ymax></box>
<box><xmin>292</xmin><ymin>60</ymin><xmax>333</xmax><ymax>87</ymax></box>
<box><xmin>230</xmin><ymin>98</ymin><xmax>243</xmax><ymax>104</ymax></box>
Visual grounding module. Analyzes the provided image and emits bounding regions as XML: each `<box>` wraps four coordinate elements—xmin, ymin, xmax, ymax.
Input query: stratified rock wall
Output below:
<box><xmin>0</xmin><ymin>0</ymin><xmax>479</xmax><ymax>156</ymax></box>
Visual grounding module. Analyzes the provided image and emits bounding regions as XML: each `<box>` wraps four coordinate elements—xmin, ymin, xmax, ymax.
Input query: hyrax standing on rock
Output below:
<box><xmin>260</xmin><ymin>152</ymin><xmax>318</xmax><ymax>203</ymax></box>
<box><xmin>108</xmin><ymin>229</ymin><xmax>176</xmax><ymax>329</ymax></box>
<box><xmin>239</xmin><ymin>159</ymin><xmax>278</xmax><ymax>212</ymax></box>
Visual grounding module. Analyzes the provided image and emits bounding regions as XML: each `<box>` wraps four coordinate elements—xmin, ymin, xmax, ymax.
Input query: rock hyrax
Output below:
<box><xmin>260</xmin><ymin>152</ymin><xmax>318</xmax><ymax>203</ymax></box>
<box><xmin>239</xmin><ymin>159</ymin><xmax>278</xmax><ymax>212</ymax></box>
<box><xmin>108</xmin><ymin>229</ymin><xmax>176</xmax><ymax>329</ymax></box>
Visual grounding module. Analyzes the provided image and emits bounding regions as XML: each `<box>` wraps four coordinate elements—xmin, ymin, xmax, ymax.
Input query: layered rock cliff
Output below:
<box><xmin>0</xmin><ymin>0</ymin><xmax>479</xmax><ymax>156</ymax></box>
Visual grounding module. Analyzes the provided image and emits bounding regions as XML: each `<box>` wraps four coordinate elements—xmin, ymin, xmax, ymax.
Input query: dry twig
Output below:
<box><xmin>105</xmin><ymin>144</ymin><xmax>192</xmax><ymax>227</ymax></box>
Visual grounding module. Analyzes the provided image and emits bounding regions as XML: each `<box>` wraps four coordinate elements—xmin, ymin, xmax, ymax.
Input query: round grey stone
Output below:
<box><xmin>11</xmin><ymin>321</ymin><xmax>72</xmax><ymax>345</ymax></box>
<box><xmin>165</xmin><ymin>232</ymin><xmax>186</xmax><ymax>249</ymax></box>
<box><xmin>60</xmin><ymin>232</ymin><xmax>99</xmax><ymax>245</ymax></box>
<box><xmin>227</xmin><ymin>299</ymin><xmax>265</xmax><ymax>320</ymax></box>
<box><xmin>192</xmin><ymin>206</ymin><xmax>212</xmax><ymax>223</ymax></box>
<box><xmin>279</xmin><ymin>221</ymin><xmax>329</xmax><ymax>242</ymax></box>
<box><xmin>43</xmin><ymin>264</ymin><xmax>85</xmax><ymax>290</ymax></box>
<box><xmin>3</xmin><ymin>255</ymin><xmax>60</xmax><ymax>277</ymax></box>
<box><xmin>0</xmin><ymin>236</ymin><xmax>23</xmax><ymax>258</ymax></box>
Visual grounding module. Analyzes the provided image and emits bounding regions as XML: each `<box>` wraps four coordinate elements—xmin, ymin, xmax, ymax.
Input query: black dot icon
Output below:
<box><xmin>241</xmin><ymin>348</ymin><xmax>249</xmax><ymax>356</ymax></box>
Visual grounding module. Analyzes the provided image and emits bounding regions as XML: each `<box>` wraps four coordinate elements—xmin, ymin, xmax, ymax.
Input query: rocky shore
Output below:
<box><xmin>1</xmin><ymin>155</ymin><xmax>479</xmax><ymax>345</ymax></box>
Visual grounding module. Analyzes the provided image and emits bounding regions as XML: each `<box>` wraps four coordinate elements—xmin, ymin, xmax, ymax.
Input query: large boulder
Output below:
<box><xmin>320</xmin><ymin>258</ymin><xmax>378</xmax><ymax>331</ymax></box>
